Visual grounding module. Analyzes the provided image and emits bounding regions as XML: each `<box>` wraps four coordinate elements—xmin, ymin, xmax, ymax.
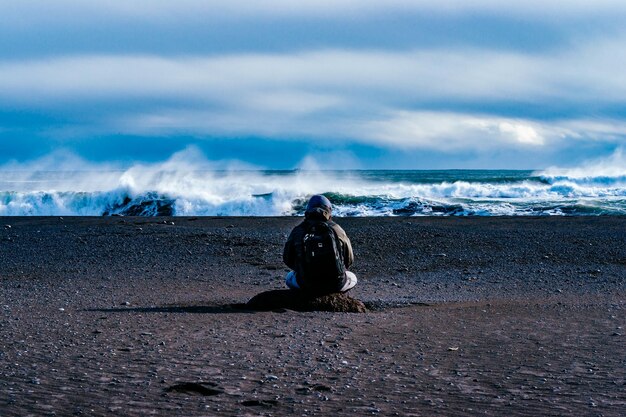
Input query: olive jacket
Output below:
<box><xmin>283</xmin><ymin>207</ymin><xmax>354</xmax><ymax>293</ymax></box>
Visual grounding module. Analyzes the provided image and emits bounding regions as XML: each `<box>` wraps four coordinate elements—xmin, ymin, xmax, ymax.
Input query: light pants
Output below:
<box><xmin>285</xmin><ymin>270</ymin><xmax>357</xmax><ymax>292</ymax></box>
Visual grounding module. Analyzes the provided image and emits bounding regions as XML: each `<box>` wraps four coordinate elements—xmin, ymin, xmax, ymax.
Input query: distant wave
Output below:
<box><xmin>1</xmin><ymin>168</ymin><xmax>626</xmax><ymax>216</ymax></box>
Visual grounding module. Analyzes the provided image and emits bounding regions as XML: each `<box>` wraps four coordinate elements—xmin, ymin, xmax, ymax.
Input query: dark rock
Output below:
<box><xmin>393</xmin><ymin>202</ymin><xmax>421</xmax><ymax>216</ymax></box>
<box><xmin>166</xmin><ymin>382</ymin><xmax>223</xmax><ymax>396</ymax></box>
<box><xmin>245</xmin><ymin>289</ymin><xmax>367</xmax><ymax>313</ymax></box>
<box><xmin>103</xmin><ymin>195</ymin><xmax>174</xmax><ymax>216</ymax></box>
<box><xmin>242</xmin><ymin>399</ymin><xmax>279</xmax><ymax>407</ymax></box>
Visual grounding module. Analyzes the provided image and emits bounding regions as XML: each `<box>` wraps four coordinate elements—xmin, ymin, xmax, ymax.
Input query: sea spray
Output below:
<box><xmin>1</xmin><ymin>169</ymin><xmax>626</xmax><ymax>216</ymax></box>
<box><xmin>2</xmin><ymin>148</ymin><xmax>626</xmax><ymax>216</ymax></box>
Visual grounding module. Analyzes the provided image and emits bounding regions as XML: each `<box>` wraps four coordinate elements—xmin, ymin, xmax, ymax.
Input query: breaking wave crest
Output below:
<box><xmin>1</xmin><ymin>169</ymin><xmax>625</xmax><ymax>216</ymax></box>
<box><xmin>2</xmin><ymin>149</ymin><xmax>626</xmax><ymax>216</ymax></box>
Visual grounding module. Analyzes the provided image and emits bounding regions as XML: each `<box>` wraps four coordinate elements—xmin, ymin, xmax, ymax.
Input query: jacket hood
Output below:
<box><xmin>306</xmin><ymin>195</ymin><xmax>331</xmax><ymax>211</ymax></box>
<box><xmin>305</xmin><ymin>194</ymin><xmax>332</xmax><ymax>221</ymax></box>
<box><xmin>305</xmin><ymin>206</ymin><xmax>331</xmax><ymax>221</ymax></box>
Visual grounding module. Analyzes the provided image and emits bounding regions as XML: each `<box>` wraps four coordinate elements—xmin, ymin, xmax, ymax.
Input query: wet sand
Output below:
<box><xmin>1</xmin><ymin>216</ymin><xmax>625</xmax><ymax>416</ymax></box>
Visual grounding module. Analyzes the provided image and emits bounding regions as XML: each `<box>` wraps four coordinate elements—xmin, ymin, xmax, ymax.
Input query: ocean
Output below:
<box><xmin>1</xmin><ymin>169</ymin><xmax>625</xmax><ymax>216</ymax></box>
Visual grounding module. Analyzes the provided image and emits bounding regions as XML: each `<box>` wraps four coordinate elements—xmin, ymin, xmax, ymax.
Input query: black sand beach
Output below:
<box><xmin>1</xmin><ymin>216</ymin><xmax>625</xmax><ymax>416</ymax></box>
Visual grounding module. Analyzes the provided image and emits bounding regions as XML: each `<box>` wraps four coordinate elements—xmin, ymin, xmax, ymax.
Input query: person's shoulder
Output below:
<box><xmin>329</xmin><ymin>220</ymin><xmax>348</xmax><ymax>236</ymax></box>
<box><xmin>287</xmin><ymin>220</ymin><xmax>307</xmax><ymax>236</ymax></box>
<box><xmin>327</xmin><ymin>218</ymin><xmax>341</xmax><ymax>228</ymax></box>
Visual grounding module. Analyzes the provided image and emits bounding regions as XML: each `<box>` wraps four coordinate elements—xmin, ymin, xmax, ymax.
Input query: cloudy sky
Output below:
<box><xmin>1</xmin><ymin>1</ymin><xmax>626</xmax><ymax>169</ymax></box>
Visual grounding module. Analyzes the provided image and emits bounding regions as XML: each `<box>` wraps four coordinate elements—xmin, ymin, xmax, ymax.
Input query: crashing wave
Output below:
<box><xmin>1</xmin><ymin>167</ymin><xmax>626</xmax><ymax>216</ymax></box>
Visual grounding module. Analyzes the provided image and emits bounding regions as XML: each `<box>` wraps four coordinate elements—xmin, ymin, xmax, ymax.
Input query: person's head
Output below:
<box><xmin>305</xmin><ymin>194</ymin><xmax>332</xmax><ymax>220</ymax></box>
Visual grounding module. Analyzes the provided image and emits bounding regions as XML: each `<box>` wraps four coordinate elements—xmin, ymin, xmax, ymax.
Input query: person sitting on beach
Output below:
<box><xmin>283</xmin><ymin>195</ymin><xmax>357</xmax><ymax>295</ymax></box>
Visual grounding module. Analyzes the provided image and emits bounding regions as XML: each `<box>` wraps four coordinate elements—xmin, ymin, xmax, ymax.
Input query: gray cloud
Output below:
<box><xmin>359</xmin><ymin>112</ymin><xmax>626</xmax><ymax>150</ymax></box>
<box><xmin>1</xmin><ymin>1</ymin><xmax>625</xmax><ymax>165</ymax></box>
<box><xmin>1</xmin><ymin>35</ymin><xmax>625</xmax><ymax>147</ymax></box>
<box><xmin>1</xmin><ymin>35</ymin><xmax>626</xmax><ymax>106</ymax></box>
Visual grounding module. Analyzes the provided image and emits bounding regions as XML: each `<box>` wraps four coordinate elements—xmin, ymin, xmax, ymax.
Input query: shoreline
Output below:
<box><xmin>1</xmin><ymin>216</ymin><xmax>625</xmax><ymax>415</ymax></box>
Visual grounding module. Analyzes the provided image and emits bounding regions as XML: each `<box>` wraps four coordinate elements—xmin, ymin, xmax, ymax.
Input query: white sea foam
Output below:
<box><xmin>2</xmin><ymin>148</ymin><xmax>626</xmax><ymax>216</ymax></box>
<box><xmin>539</xmin><ymin>148</ymin><xmax>626</xmax><ymax>182</ymax></box>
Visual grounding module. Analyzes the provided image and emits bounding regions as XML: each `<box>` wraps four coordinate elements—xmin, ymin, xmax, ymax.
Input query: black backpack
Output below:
<box><xmin>299</xmin><ymin>221</ymin><xmax>346</xmax><ymax>291</ymax></box>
